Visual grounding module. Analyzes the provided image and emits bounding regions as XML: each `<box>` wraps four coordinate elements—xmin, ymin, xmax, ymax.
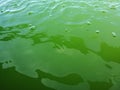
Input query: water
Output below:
<box><xmin>0</xmin><ymin>0</ymin><xmax>120</xmax><ymax>90</ymax></box>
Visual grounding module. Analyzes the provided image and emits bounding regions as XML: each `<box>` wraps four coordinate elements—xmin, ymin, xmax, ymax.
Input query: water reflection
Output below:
<box><xmin>0</xmin><ymin>63</ymin><xmax>55</xmax><ymax>90</ymax></box>
<box><xmin>0</xmin><ymin>24</ymin><xmax>120</xmax><ymax>90</ymax></box>
<box><xmin>36</xmin><ymin>69</ymin><xmax>84</xmax><ymax>85</ymax></box>
<box><xmin>0</xmin><ymin>62</ymin><xmax>84</xmax><ymax>89</ymax></box>
<box><xmin>49</xmin><ymin>35</ymin><xmax>89</xmax><ymax>54</ymax></box>
<box><xmin>1</xmin><ymin>24</ymin><xmax>120</xmax><ymax>64</ymax></box>
<box><xmin>88</xmin><ymin>80</ymin><xmax>113</xmax><ymax>90</ymax></box>
<box><xmin>0</xmin><ymin>62</ymin><xmax>115</xmax><ymax>90</ymax></box>
<box><xmin>1</xmin><ymin>0</ymin><xmax>120</xmax><ymax>89</ymax></box>
<box><xmin>99</xmin><ymin>42</ymin><xmax>120</xmax><ymax>63</ymax></box>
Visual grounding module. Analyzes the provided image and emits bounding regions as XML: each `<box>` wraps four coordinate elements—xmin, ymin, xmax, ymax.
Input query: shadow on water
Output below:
<box><xmin>0</xmin><ymin>62</ymin><xmax>114</xmax><ymax>90</ymax></box>
<box><xmin>36</xmin><ymin>69</ymin><xmax>83</xmax><ymax>85</ymax></box>
<box><xmin>88</xmin><ymin>80</ymin><xmax>113</xmax><ymax>90</ymax></box>
<box><xmin>0</xmin><ymin>63</ymin><xmax>55</xmax><ymax>90</ymax></box>
<box><xmin>0</xmin><ymin>62</ymin><xmax>84</xmax><ymax>90</ymax></box>
<box><xmin>0</xmin><ymin>24</ymin><xmax>118</xmax><ymax>90</ymax></box>
<box><xmin>49</xmin><ymin>35</ymin><xmax>88</xmax><ymax>54</ymax></box>
<box><xmin>98</xmin><ymin>42</ymin><xmax>120</xmax><ymax>63</ymax></box>
<box><xmin>1</xmin><ymin>24</ymin><xmax>120</xmax><ymax>63</ymax></box>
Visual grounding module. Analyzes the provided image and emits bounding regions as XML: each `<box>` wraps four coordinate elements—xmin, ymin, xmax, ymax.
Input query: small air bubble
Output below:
<box><xmin>29</xmin><ymin>26</ymin><xmax>36</xmax><ymax>30</ymax></box>
<box><xmin>29</xmin><ymin>24</ymin><xmax>32</xmax><ymax>26</ymax></box>
<box><xmin>65</xmin><ymin>28</ymin><xmax>70</xmax><ymax>32</ymax></box>
<box><xmin>96</xmin><ymin>30</ymin><xmax>100</xmax><ymax>33</ymax></box>
<box><xmin>65</xmin><ymin>30</ymin><xmax>70</xmax><ymax>32</ymax></box>
<box><xmin>62</xmin><ymin>4</ymin><xmax>66</xmax><ymax>7</ymax></box>
<box><xmin>87</xmin><ymin>21</ymin><xmax>91</xmax><ymax>25</ymax></box>
<box><xmin>112</xmin><ymin>32</ymin><xmax>117</xmax><ymax>37</ymax></box>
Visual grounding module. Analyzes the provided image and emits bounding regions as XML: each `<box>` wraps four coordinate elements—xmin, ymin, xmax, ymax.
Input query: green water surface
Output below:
<box><xmin>0</xmin><ymin>0</ymin><xmax>120</xmax><ymax>90</ymax></box>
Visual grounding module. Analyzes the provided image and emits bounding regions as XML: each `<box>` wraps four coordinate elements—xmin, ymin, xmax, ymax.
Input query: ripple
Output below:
<box><xmin>0</xmin><ymin>0</ymin><xmax>49</xmax><ymax>14</ymax></box>
<box><xmin>1</xmin><ymin>1</ymin><xmax>120</xmax><ymax>90</ymax></box>
<box><xmin>0</xmin><ymin>0</ymin><xmax>120</xmax><ymax>26</ymax></box>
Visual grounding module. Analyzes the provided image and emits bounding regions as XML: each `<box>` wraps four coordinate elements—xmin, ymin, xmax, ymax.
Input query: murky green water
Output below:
<box><xmin>0</xmin><ymin>0</ymin><xmax>120</xmax><ymax>90</ymax></box>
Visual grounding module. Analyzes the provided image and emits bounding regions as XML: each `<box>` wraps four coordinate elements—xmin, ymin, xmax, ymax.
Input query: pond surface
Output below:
<box><xmin>0</xmin><ymin>0</ymin><xmax>120</xmax><ymax>90</ymax></box>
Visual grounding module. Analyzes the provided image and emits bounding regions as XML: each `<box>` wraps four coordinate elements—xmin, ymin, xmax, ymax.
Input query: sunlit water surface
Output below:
<box><xmin>0</xmin><ymin>0</ymin><xmax>120</xmax><ymax>90</ymax></box>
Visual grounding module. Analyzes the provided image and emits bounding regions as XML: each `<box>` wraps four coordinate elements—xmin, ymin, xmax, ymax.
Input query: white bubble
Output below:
<box><xmin>96</xmin><ymin>30</ymin><xmax>100</xmax><ymax>33</ymax></box>
<box><xmin>86</xmin><ymin>21</ymin><xmax>91</xmax><ymax>25</ymax></box>
<box><xmin>29</xmin><ymin>26</ymin><xmax>36</xmax><ymax>30</ymax></box>
<box><xmin>112</xmin><ymin>32</ymin><xmax>117</xmax><ymax>37</ymax></box>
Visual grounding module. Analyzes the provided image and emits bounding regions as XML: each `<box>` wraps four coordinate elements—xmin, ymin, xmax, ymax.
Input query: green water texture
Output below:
<box><xmin>0</xmin><ymin>0</ymin><xmax>120</xmax><ymax>90</ymax></box>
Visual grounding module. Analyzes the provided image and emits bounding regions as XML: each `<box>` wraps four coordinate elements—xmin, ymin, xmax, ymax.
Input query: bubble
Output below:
<box><xmin>86</xmin><ymin>21</ymin><xmax>91</xmax><ymax>25</ymax></box>
<box><xmin>29</xmin><ymin>25</ymin><xmax>36</xmax><ymax>30</ymax></box>
<box><xmin>62</xmin><ymin>4</ymin><xmax>66</xmax><ymax>8</ymax></box>
<box><xmin>112</xmin><ymin>32</ymin><xmax>117</xmax><ymax>37</ymax></box>
<box><xmin>96</xmin><ymin>30</ymin><xmax>100</xmax><ymax>34</ymax></box>
<box><xmin>65</xmin><ymin>28</ymin><xmax>70</xmax><ymax>32</ymax></box>
<box><xmin>29</xmin><ymin>24</ymin><xmax>32</xmax><ymax>26</ymax></box>
<box><xmin>29</xmin><ymin>24</ymin><xmax>36</xmax><ymax>30</ymax></box>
